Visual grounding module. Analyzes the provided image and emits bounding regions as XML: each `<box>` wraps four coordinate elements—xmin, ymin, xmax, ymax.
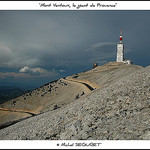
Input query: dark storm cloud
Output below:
<box><xmin>0</xmin><ymin>11</ymin><xmax>94</xmax><ymax>68</ymax></box>
<box><xmin>0</xmin><ymin>10</ymin><xmax>150</xmax><ymax>86</ymax></box>
<box><xmin>85</xmin><ymin>42</ymin><xmax>116</xmax><ymax>64</ymax></box>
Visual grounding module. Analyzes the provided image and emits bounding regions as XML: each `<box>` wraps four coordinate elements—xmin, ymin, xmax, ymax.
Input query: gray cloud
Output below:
<box><xmin>1</xmin><ymin>11</ymin><xmax>150</xmax><ymax>69</ymax></box>
<box><xmin>0</xmin><ymin>45</ymin><xmax>15</xmax><ymax>67</ymax></box>
<box><xmin>19</xmin><ymin>66</ymin><xmax>48</xmax><ymax>75</ymax></box>
<box><xmin>59</xmin><ymin>69</ymin><xmax>66</xmax><ymax>72</ymax></box>
<box><xmin>87</xmin><ymin>42</ymin><xmax>116</xmax><ymax>50</ymax></box>
<box><xmin>0</xmin><ymin>10</ymin><xmax>150</xmax><ymax>86</ymax></box>
<box><xmin>0</xmin><ymin>70</ymin><xmax>58</xmax><ymax>79</ymax></box>
<box><xmin>0</xmin><ymin>65</ymin><xmax>58</xmax><ymax>79</ymax></box>
<box><xmin>0</xmin><ymin>72</ymin><xmax>28</xmax><ymax>79</ymax></box>
<box><xmin>84</xmin><ymin>42</ymin><xmax>116</xmax><ymax>65</ymax></box>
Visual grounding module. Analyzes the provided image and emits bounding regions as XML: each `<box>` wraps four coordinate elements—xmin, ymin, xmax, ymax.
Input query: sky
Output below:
<box><xmin>0</xmin><ymin>10</ymin><xmax>150</xmax><ymax>88</ymax></box>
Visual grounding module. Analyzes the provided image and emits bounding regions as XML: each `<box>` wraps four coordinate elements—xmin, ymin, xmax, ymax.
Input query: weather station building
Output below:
<box><xmin>116</xmin><ymin>30</ymin><xmax>132</xmax><ymax>65</ymax></box>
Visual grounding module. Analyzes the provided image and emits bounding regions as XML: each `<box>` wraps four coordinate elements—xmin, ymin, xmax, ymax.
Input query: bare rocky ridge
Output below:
<box><xmin>0</xmin><ymin>79</ymin><xmax>87</xmax><ymax>126</ymax></box>
<box><xmin>1</xmin><ymin>62</ymin><xmax>150</xmax><ymax>140</ymax></box>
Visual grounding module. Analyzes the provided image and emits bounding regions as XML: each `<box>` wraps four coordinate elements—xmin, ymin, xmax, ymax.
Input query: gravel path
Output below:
<box><xmin>62</xmin><ymin>78</ymin><xmax>95</xmax><ymax>93</ymax></box>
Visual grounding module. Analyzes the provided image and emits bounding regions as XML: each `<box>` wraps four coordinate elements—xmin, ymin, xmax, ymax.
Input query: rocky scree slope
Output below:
<box><xmin>0</xmin><ymin>63</ymin><xmax>150</xmax><ymax>140</ymax></box>
<box><xmin>0</xmin><ymin>79</ymin><xmax>86</xmax><ymax>126</ymax></box>
<box><xmin>69</xmin><ymin>62</ymin><xmax>143</xmax><ymax>88</ymax></box>
<box><xmin>0</xmin><ymin>62</ymin><xmax>141</xmax><ymax>127</ymax></box>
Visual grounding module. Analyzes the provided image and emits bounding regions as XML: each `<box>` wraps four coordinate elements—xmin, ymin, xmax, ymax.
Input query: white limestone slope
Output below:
<box><xmin>1</xmin><ymin>62</ymin><xmax>150</xmax><ymax>140</ymax></box>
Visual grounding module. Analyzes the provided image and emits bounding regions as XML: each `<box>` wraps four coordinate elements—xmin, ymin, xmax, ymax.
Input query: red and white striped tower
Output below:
<box><xmin>116</xmin><ymin>30</ymin><xmax>124</xmax><ymax>62</ymax></box>
<box><xmin>119</xmin><ymin>30</ymin><xmax>123</xmax><ymax>43</ymax></box>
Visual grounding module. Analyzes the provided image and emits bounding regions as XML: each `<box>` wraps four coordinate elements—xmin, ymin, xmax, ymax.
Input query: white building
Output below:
<box><xmin>116</xmin><ymin>30</ymin><xmax>132</xmax><ymax>65</ymax></box>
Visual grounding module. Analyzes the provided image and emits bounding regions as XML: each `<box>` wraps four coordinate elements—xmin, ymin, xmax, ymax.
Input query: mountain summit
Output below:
<box><xmin>1</xmin><ymin>62</ymin><xmax>150</xmax><ymax>140</ymax></box>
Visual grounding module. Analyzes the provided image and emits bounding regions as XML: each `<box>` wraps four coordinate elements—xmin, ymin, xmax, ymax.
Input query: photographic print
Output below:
<box><xmin>0</xmin><ymin>1</ymin><xmax>150</xmax><ymax>149</ymax></box>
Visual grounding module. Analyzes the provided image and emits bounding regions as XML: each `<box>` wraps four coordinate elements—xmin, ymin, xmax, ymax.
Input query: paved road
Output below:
<box><xmin>62</xmin><ymin>77</ymin><xmax>98</xmax><ymax>95</ymax></box>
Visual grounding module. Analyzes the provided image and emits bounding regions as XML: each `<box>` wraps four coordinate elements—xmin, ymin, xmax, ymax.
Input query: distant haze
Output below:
<box><xmin>0</xmin><ymin>10</ymin><xmax>150</xmax><ymax>88</ymax></box>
